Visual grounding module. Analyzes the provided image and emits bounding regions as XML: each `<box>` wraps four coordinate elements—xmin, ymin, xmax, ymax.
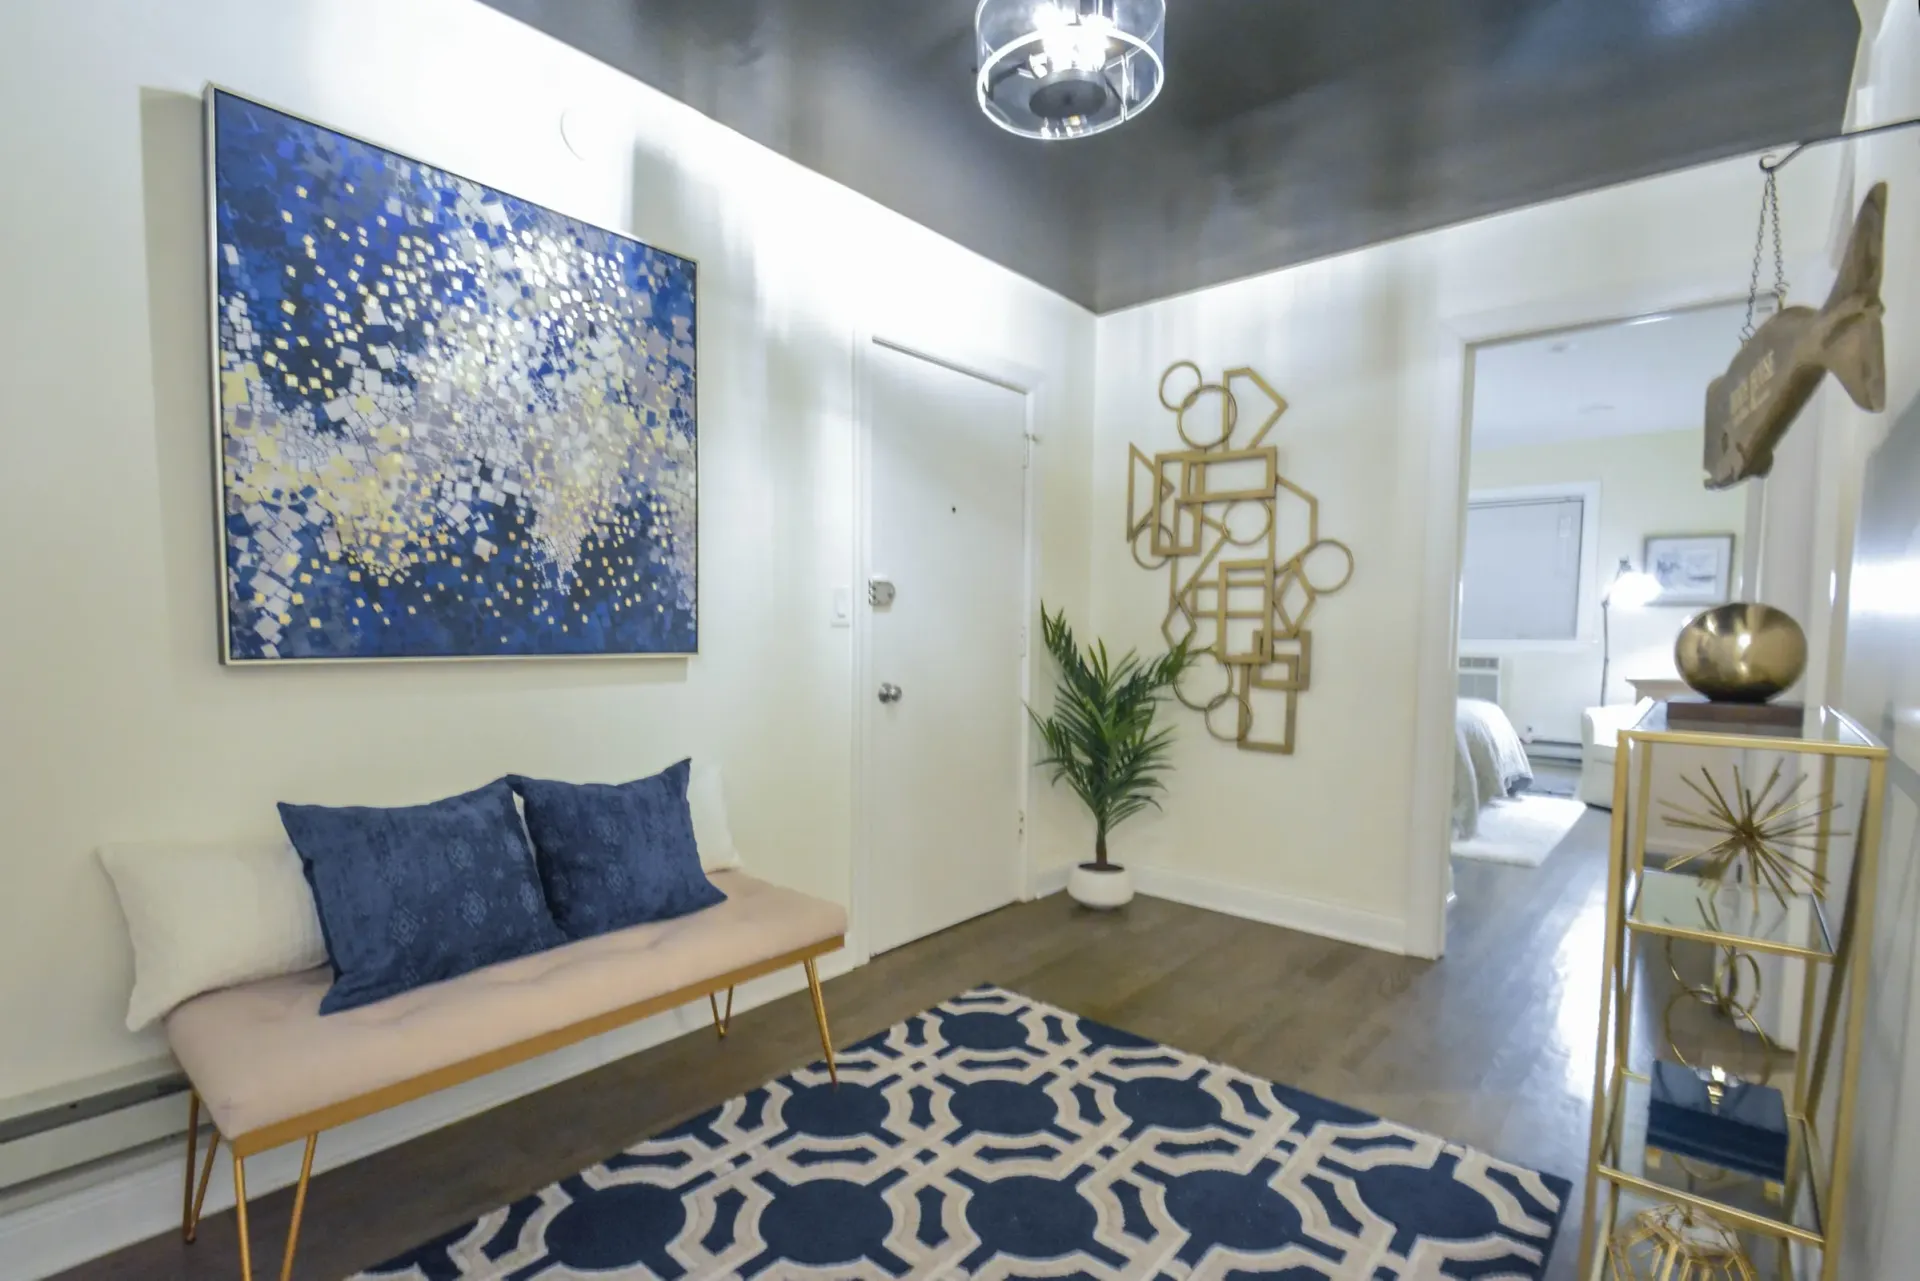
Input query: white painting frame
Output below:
<box><xmin>1644</xmin><ymin>533</ymin><xmax>1734</xmax><ymax>606</ymax></box>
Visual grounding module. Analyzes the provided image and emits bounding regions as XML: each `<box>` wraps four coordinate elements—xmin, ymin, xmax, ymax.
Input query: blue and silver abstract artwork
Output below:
<box><xmin>208</xmin><ymin>88</ymin><xmax>697</xmax><ymax>662</ymax></box>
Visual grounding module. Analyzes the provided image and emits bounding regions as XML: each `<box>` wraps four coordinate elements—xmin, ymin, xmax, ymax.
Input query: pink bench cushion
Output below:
<box><xmin>166</xmin><ymin>871</ymin><xmax>846</xmax><ymax>1141</ymax></box>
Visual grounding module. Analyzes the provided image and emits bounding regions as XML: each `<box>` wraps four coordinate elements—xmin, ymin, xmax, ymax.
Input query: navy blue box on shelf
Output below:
<box><xmin>1647</xmin><ymin>1060</ymin><xmax>1789</xmax><ymax>1183</ymax></box>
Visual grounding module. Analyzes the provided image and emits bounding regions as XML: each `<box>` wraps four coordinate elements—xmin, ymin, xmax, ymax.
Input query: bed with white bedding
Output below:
<box><xmin>1455</xmin><ymin>698</ymin><xmax>1533</xmax><ymax>837</ymax></box>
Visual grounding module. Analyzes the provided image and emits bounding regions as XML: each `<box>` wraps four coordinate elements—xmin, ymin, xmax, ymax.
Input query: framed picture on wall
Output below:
<box><xmin>1643</xmin><ymin>533</ymin><xmax>1735</xmax><ymax>606</ymax></box>
<box><xmin>206</xmin><ymin>86</ymin><xmax>698</xmax><ymax>663</ymax></box>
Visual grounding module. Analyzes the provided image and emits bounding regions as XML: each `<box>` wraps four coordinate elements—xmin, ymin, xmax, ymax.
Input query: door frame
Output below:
<box><xmin>848</xmin><ymin>332</ymin><xmax>1043</xmax><ymax>965</ymax></box>
<box><xmin>1405</xmin><ymin>269</ymin><xmax>1821</xmax><ymax>960</ymax></box>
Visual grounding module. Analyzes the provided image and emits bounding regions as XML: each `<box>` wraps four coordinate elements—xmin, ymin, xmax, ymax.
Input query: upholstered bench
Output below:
<box><xmin>167</xmin><ymin>869</ymin><xmax>846</xmax><ymax>1281</ymax></box>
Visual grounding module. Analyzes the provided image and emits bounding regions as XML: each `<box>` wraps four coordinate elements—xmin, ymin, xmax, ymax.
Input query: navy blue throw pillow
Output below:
<box><xmin>279</xmin><ymin>779</ymin><xmax>566</xmax><ymax>1015</ymax></box>
<box><xmin>510</xmin><ymin>759</ymin><xmax>727</xmax><ymax>941</ymax></box>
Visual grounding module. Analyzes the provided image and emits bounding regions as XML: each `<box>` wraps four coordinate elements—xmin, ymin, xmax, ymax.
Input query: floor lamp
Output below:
<box><xmin>1599</xmin><ymin>557</ymin><xmax>1661</xmax><ymax>705</ymax></box>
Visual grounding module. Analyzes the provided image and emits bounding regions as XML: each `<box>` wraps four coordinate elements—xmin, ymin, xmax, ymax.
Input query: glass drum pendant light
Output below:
<box><xmin>976</xmin><ymin>0</ymin><xmax>1166</xmax><ymax>140</ymax></box>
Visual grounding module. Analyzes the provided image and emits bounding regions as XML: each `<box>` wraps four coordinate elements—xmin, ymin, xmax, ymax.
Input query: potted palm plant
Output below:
<box><xmin>1028</xmin><ymin>605</ymin><xmax>1197</xmax><ymax>909</ymax></box>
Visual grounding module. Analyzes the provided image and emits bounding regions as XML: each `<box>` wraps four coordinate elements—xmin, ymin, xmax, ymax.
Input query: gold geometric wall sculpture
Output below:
<box><xmin>1127</xmin><ymin>363</ymin><xmax>1353</xmax><ymax>755</ymax></box>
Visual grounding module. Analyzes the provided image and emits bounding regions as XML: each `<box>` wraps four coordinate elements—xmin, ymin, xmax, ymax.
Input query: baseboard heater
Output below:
<box><xmin>1527</xmin><ymin>739</ymin><xmax>1582</xmax><ymax>764</ymax></box>
<box><xmin>0</xmin><ymin>1062</ymin><xmax>188</xmax><ymax>1193</ymax></box>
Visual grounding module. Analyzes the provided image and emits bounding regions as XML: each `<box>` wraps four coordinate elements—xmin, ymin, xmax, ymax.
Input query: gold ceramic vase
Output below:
<box><xmin>1674</xmin><ymin>603</ymin><xmax>1807</xmax><ymax>703</ymax></box>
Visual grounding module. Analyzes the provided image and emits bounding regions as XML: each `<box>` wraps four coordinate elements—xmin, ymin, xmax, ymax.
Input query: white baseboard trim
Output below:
<box><xmin>1133</xmin><ymin>867</ymin><xmax>1408</xmax><ymax>955</ymax></box>
<box><xmin>0</xmin><ymin>1091</ymin><xmax>184</xmax><ymax>1197</ymax></box>
<box><xmin>1027</xmin><ymin>862</ymin><xmax>1072</xmax><ymax>900</ymax></box>
<box><xmin>0</xmin><ymin>949</ymin><xmax>859</xmax><ymax>1281</ymax></box>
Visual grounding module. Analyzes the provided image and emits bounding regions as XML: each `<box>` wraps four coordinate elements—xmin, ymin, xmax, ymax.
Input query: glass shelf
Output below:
<box><xmin>1581</xmin><ymin>703</ymin><xmax>1884</xmax><ymax>1281</ymax></box>
<box><xmin>1627</xmin><ymin>866</ymin><xmax>1835</xmax><ymax>962</ymax></box>
<box><xmin>1627</xmin><ymin>701</ymin><xmax>1885</xmax><ymax>755</ymax></box>
<box><xmin>1594</xmin><ymin>1070</ymin><xmax>1827</xmax><ymax>1247</ymax></box>
<box><xmin>1586</xmin><ymin>1183</ymin><xmax>1820</xmax><ymax>1281</ymax></box>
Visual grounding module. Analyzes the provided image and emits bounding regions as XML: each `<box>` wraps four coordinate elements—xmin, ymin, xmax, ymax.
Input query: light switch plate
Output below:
<box><xmin>831</xmin><ymin>587</ymin><xmax>852</xmax><ymax>628</ymax></box>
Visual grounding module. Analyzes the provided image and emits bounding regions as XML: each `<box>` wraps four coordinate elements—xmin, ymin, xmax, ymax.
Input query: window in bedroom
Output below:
<box><xmin>1459</xmin><ymin>493</ymin><xmax>1585</xmax><ymax>641</ymax></box>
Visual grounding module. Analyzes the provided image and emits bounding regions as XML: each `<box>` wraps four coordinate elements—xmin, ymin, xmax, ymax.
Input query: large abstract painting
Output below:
<box><xmin>207</xmin><ymin>88</ymin><xmax>697</xmax><ymax>662</ymax></box>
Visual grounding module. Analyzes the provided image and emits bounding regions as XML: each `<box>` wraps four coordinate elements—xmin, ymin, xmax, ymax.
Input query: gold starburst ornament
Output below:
<box><xmin>1659</xmin><ymin>762</ymin><xmax>1841</xmax><ymax>908</ymax></box>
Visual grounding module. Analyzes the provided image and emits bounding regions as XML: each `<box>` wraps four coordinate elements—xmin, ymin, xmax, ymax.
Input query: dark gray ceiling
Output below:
<box><xmin>479</xmin><ymin>0</ymin><xmax>1860</xmax><ymax>313</ymax></box>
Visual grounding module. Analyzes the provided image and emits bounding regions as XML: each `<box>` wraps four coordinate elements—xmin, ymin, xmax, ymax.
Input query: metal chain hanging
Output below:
<box><xmin>1741</xmin><ymin>171</ymin><xmax>1789</xmax><ymax>340</ymax></box>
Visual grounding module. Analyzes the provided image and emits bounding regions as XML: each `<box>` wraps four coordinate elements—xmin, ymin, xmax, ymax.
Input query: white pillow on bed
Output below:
<box><xmin>690</xmin><ymin>763</ymin><xmax>743</xmax><ymax>873</ymax></box>
<box><xmin>99</xmin><ymin>839</ymin><xmax>328</xmax><ymax>1032</ymax></box>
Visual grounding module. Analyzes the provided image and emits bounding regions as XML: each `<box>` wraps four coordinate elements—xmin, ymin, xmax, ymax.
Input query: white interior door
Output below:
<box><xmin>864</xmin><ymin>343</ymin><xmax>1028</xmax><ymax>956</ymax></box>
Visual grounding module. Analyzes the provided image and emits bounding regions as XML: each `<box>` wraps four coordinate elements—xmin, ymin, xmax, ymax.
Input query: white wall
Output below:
<box><xmin>1466</xmin><ymin>430</ymin><xmax>1750</xmax><ymax>744</ymax></box>
<box><xmin>1825</xmin><ymin>3</ymin><xmax>1920</xmax><ymax>1275</ymax></box>
<box><xmin>1093</xmin><ymin>146</ymin><xmax>1841</xmax><ymax>955</ymax></box>
<box><xmin>0</xmin><ymin>0</ymin><xmax>1095</xmax><ymax>1106</ymax></box>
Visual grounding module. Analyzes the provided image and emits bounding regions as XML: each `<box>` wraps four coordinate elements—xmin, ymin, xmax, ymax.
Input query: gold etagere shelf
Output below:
<box><xmin>1579</xmin><ymin>703</ymin><xmax>1888</xmax><ymax>1281</ymax></box>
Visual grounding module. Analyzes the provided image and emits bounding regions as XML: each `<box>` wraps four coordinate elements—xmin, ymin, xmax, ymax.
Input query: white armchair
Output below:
<box><xmin>1579</xmin><ymin>699</ymin><xmax>1655</xmax><ymax>808</ymax></box>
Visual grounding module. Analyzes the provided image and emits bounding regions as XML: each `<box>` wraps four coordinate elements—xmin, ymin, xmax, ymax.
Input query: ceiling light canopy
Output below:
<box><xmin>976</xmin><ymin>0</ymin><xmax>1166</xmax><ymax>141</ymax></box>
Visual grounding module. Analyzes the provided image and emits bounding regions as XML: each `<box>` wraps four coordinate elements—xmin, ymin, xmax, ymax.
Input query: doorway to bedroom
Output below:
<box><xmin>1450</xmin><ymin>303</ymin><xmax>1754</xmax><ymax>896</ymax></box>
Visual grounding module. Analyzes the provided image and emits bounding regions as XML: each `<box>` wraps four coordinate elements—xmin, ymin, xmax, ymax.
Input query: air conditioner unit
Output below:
<box><xmin>1457</xmin><ymin>654</ymin><xmax>1506</xmax><ymax>704</ymax></box>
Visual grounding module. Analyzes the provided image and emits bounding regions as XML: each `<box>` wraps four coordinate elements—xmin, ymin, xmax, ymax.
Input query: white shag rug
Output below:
<box><xmin>1453</xmin><ymin>795</ymin><xmax>1587</xmax><ymax>866</ymax></box>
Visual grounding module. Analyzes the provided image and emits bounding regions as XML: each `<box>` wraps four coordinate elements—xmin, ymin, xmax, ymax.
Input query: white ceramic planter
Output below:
<box><xmin>1068</xmin><ymin>863</ymin><xmax>1134</xmax><ymax>909</ymax></box>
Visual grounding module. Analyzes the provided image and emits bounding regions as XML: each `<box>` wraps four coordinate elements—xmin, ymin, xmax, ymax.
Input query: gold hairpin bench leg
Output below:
<box><xmin>182</xmin><ymin>1092</ymin><xmax>199</xmax><ymax>1240</ymax></box>
<box><xmin>281</xmin><ymin>1134</ymin><xmax>318</xmax><ymax>1281</ymax></box>
<box><xmin>230</xmin><ymin>1132</ymin><xmax>318</xmax><ymax>1281</ymax></box>
<box><xmin>708</xmin><ymin>985</ymin><xmax>735</xmax><ymax>1039</ymax></box>
<box><xmin>183</xmin><ymin>1092</ymin><xmax>221</xmax><ymax>1243</ymax></box>
<box><xmin>803</xmin><ymin>958</ymin><xmax>838</xmax><ymax>1086</ymax></box>
<box><xmin>190</xmin><ymin>1134</ymin><xmax>221</xmax><ymax>1241</ymax></box>
<box><xmin>233</xmin><ymin>1152</ymin><xmax>254</xmax><ymax>1281</ymax></box>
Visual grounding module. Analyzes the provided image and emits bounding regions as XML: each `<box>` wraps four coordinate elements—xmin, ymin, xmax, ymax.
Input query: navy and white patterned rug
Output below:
<box><xmin>359</xmin><ymin>986</ymin><xmax>1569</xmax><ymax>1279</ymax></box>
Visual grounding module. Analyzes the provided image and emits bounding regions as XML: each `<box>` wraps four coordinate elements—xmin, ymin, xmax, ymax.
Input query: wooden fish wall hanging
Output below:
<box><xmin>1704</xmin><ymin>182</ymin><xmax>1887</xmax><ymax>490</ymax></box>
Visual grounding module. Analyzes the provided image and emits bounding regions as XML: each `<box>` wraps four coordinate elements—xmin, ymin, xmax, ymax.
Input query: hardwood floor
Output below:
<box><xmin>56</xmin><ymin>815</ymin><xmax>1612</xmax><ymax>1281</ymax></box>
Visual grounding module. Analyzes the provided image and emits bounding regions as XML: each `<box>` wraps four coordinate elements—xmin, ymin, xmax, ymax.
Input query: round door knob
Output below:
<box><xmin>877</xmin><ymin>683</ymin><xmax>903</xmax><ymax>704</ymax></box>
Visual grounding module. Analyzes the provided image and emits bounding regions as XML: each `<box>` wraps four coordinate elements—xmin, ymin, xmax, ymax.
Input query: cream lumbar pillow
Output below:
<box><xmin>689</xmin><ymin>762</ymin><xmax>743</xmax><ymax>873</ymax></box>
<box><xmin>99</xmin><ymin>839</ymin><xmax>329</xmax><ymax>1031</ymax></box>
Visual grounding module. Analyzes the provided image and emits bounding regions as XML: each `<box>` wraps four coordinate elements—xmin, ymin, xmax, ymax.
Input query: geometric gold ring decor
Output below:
<box><xmin>1660</xmin><ymin>897</ymin><xmax>1780</xmax><ymax>1088</ymax></box>
<box><xmin>1126</xmin><ymin>363</ymin><xmax>1352</xmax><ymax>755</ymax></box>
